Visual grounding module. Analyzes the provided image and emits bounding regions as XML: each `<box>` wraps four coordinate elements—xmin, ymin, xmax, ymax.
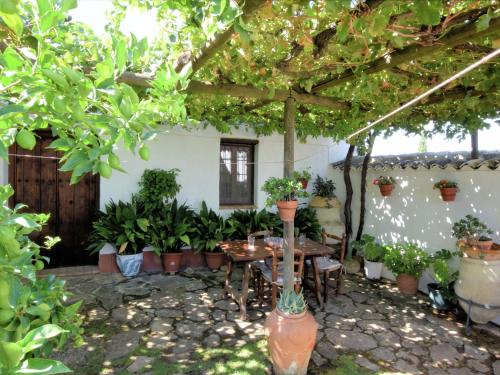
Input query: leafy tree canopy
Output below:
<box><xmin>1</xmin><ymin>0</ymin><xmax>499</xmax><ymax>181</ymax></box>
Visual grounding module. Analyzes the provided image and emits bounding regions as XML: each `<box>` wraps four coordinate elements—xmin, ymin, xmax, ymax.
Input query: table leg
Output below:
<box><xmin>239</xmin><ymin>262</ymin><xmax>251</xmax><ymax>320</ymax></box>
<box><xmin>311</xmin><ymin>256</ymin><xmax>324</xmax><ymax>310</ymax></box>
<box><xmin>223</xmin><ymin>258</ymin><xmax>233</xmax><ymax>298</ymax></box>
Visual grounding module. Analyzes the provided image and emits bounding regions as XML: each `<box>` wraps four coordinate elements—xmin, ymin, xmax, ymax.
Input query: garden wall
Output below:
<box><xmin>329</xmin><ymin>166</ymin><xmax>500</xmax><ymax>253</ymax></box>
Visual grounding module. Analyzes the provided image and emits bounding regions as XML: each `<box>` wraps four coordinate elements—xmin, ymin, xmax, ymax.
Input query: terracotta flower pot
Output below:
<box><xmin>276</xmin><ymin>200</ymin><xmax>298</xmax><ymax>222</ymax></box>
<box><xmin>98</xmin><ymin>243</ymin><xmax>120</xmax><ymax>273</ymax></box>
<box><xmin>468</xmin><ymin>238</ymin><xmax>494</xmax><ymax>251</ymax></box>
<box><xmin>141</xmin><ymin>246</ymin><xmax>163</xmax><ymax>273</ymax></box>
<box><xmin>265</xmin><ymin>308</ymin><xmax>318</xmax><ymax>375</ymax></box>
<box><xmin>440</xmin><ymin>187</ymin><xmax>457</xmax><ymax>202</ymax></box>
<box><xmin>162</xmin><ymin>252</ymin><xmax>183</xmax><ymax>273</ymax></box>
<box><xmin>396</xmin><ymin>273</ymin><xmax>418</xmax><ymax>295</ymax></box>
<box><xmin>299</xmin><ymin>178</ymin><xmax>308</xmax><ymax>189</ymax></box>
<box><xmin>205</xmin><ymin>252</ymin><xmax>226</xmax><ymax>270</ymax></box>
<box><xmin>379</xmin><ymin>184</ymin><xmax>393</xmax><ymax>197</ymax></box>
<box><xmin>181</xmin><ymin>248</ymin><xmax>206</xmax><ymax>268</ymax></box>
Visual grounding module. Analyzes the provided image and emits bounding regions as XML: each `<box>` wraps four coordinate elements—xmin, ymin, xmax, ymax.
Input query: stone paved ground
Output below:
<box><xmin>54</xmin><ymin>268</ymin><xmax>500</xmax><ymax>375</ymax></box>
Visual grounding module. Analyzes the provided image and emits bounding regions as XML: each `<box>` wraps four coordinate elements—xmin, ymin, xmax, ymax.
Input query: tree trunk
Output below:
<box><xmin>282</xmin><ymin>97</ymin><xmax>296</xmax><ymax>294</ymax></box>
<box><xmin>471</xmin><ymin>129</ymin><xmax>479</xmax><ymax>159</ymax></box>
<box><xmin>356</xmin><ymin>133</ymin><xmax>376</xmax><ymax>243</ymax></box>
<box><xmin>343</xmin><ymin>145</ymin><xmax>356</xmax><ymax>251</ymax></box>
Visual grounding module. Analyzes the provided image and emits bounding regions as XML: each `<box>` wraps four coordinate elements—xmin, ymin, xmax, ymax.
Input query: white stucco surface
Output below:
<box><xmin>100</xmin><ymin>126</ymin><xmax>348</xmax><ymax>213</ymax></box>
<box><xmin>330</xmin><ymin>167</ymin><xmax>500</xmax><ymax>252</ymax></box>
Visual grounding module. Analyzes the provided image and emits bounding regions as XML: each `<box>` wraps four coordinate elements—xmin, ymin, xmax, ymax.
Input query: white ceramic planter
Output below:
<box><xmin>455</xmin><ymin>257</ymin><xmax>500</xmax><ymax>324</ymax></box>
<box><xmin>116</xmin><ymin>253</ymin><xmax>144</xmax><ymax>277</ymax></box>
<box><xmin>364</xmin><ymin>259</ymin><xmax>383</xmax><ymax>280</ymax></box>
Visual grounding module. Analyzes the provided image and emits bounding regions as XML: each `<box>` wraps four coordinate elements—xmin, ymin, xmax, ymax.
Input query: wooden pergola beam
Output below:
<box><xmin>311</xmin><ymin>16</ymin><xmax>500</xmax><ymax>93</ymax></box>
<box><xmin>118</xmin><ymin>72</ymin><xmax>350</xmax><ymax>110</ymax></box>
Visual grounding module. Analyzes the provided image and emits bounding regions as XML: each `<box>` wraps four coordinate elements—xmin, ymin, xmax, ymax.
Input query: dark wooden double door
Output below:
<box><xmin>8</xmin><ymin>133</ymin><xmax>99</xmax><ymax>267</ymax></box>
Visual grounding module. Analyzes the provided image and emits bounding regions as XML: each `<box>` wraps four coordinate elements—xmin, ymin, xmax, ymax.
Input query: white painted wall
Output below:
<box><xmin>329</xmin><ymin>167</ymin><xmax>500</xmax><ymax>252</ymax></box>
<box><xmin>100</xmin><ymin>126</ymin><xmax>348</xmax><ymax>213</ymax></box>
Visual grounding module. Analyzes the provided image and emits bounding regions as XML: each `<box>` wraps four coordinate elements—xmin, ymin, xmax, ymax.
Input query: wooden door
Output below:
<box><xmin>8</xmin><ymin>133</ymin><xmax>99</xmax><ymax>267</ymax></box>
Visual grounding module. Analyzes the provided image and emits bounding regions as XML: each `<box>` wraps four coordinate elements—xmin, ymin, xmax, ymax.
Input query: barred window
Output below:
<box><xmin>220</xmin><ymin>140</ymin><xmax>256</xmax><ymax>206</ymax></box>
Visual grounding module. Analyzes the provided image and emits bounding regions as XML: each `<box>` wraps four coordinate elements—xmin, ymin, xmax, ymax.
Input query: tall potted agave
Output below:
<box><xmin>265</xmin><ymin>290</ymin><xmax>318</xmax><ymax>375</ymax></box>
<box><xmin>149</xmin><ymin>199</ymin><xmax>194</xmax><ymax>274</ymax></box>
<box><xmin>193</xmin><ymin>202</ymin><xmax>235</xmax><ymax>270</ymax></box>
<box><xmin>262</xmin><ymin>177</ymin><xmax>308</xmax><ymax>221</ymax></box>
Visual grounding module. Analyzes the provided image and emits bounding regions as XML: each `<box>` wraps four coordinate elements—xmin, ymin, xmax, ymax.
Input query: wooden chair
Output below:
<box><xmin>248</xmin><ymin>230</ymin><xmax>274</xmax><ymax>292</ymax></box>
<box><xmin>305</xmin><ymin>229</ymin><xmax>346</xmax><ymax>306</ymax></box>
<box><xmin>256</xmin><ymin>247</ymin><xmax>305</xmax><ymax>309</ymax></box>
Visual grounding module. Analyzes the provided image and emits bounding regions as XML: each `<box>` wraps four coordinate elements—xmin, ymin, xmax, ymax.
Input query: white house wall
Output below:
<box><xmin>100</xmin><ymin>126</ymin><xmax>348</xmax><ymax>213</ymax></box>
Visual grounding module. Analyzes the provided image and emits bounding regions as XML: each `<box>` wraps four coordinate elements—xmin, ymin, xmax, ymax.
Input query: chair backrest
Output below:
<box><xmin>271</xmin><ymin>247</ymin><xmax>304</xmax><ymax>285</ymax></box>
<box><xmin>248</xmin><ymin>229</ymin><xmax>273</xmax><ymax>238</ymax></box>
<box><xmin>321</xmin><ymin>229</ymin><xmax>347</xmax><ymax>264</ymax></box>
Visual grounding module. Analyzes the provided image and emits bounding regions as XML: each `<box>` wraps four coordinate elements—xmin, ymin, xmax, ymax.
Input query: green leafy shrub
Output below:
<box><xmin>429</xmin><ymin>249</ymin><xmax>459</xmax><ymax>302</ymax></box>
<box><xmin>138</xmin><ymin>169</ymin><xmax>181</xmax><ymax>212</ymax></box>
<box><xmin>228</xmin><ymin>209</ymin><xmax>281</xmax><ymax>240</ymax></box>
<box><xmin>192</xmin><ymin>202</ymin><xmax>235</xmax><ymax>252</ymax></box>
<box><xmin>0</xmin><ymin>185</ymin><xmax>82</xmax><ymax>374</ymax></box>
<box><xmin>452</xmin><ymin>214</ymin><xmax>493</xmax><ymax>241</ymax></box>
<box><xmin>149</xmin><ymin>199</ymin><xmax>195</xmax><ymax>253</ymax></box>
<box><xmin>294</xmin><ymin>207</ymin><xmax>321</xmax><ymax>241</ymax></box>
<box><xmin>261</xmin><ymin>177</ymin><xmax>308</xmax><ymax>206</ymax></box>
<box><xmin>88</xmin><ymin>199</ymin><xmax>149</xmax><ymax>255</ymax></box>
<box><xmin>293</xmin><ymin>169</ymin><xmax>312</xmax><ymax>182</ymax></box>
<box><xmin>312</xmin><ymin>175</ymin><xmax>336</xmax><ymax>198</ymax></box>
<box><xmin>433</xmin><ymin>179</ymin><xmax>458</xmax><ymax>189</ymax></box>
<box><xmin>351</xmin><ymin>234</ymin><xmax>386</xmax><ymax>262</ymax></box>
<box><xmin>384</xmin><ymin>243</ymin><xmax>430</xmax><ymax>277</ymax></box>
<box><xmin>277</xmin><ymin>289</ymin><xmax>307</xmax><ymax>315</ymax></box>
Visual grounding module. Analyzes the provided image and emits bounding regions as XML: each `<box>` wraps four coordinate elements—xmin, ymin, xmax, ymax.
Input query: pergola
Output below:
<box><xmin>116</xmin><ymin>0</ymin><xmax>500</xmax><ymax>292</ymax></box>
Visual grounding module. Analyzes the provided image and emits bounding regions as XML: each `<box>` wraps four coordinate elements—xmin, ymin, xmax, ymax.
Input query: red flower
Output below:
<box><xmin>372</xmin><ymin>179</ymin><xmax>379</xmax><ymax>185</ymax></box>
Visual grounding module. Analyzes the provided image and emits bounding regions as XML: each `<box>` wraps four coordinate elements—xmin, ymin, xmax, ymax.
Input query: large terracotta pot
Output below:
<box><xmin>396</xmin><ymin>274</ymin><xmax>418</xmax><ymax>295</ymax></box>
<box><xmin>379</xmin><ymin>184</ymin><xmax>393</xmax><ymax>197</ymax></box>
<box><xmin>141</xmin><ymin>246</ymin><xmax>163</xmax><ymax>273</ymax></box>
<box><xmin>162</xmin><ymin>252</ymin><xmax>183</xmax><ymax>274</ymax></box>
<box><xmin>205</xmin><ymin>252</ymin><xmax>226</xmax><ymax>270</ymax></box>
<box><xmin>181</xmin><ymin>248</ymin><xmax>206</xmax><ymax>268</ymax></box>
<box><xmin>440</xmin><ymin>187</ymin><xmax>457</xmax><ymax>202</ymax></box>
<box><xmin>276</xmin><ymin>200</ymin><xmax>298</xmax><ymax>222</ymax></box>
<box><xmin>98</xmin><ymin>244</ymin><xmax>120</xmax><ymax>273</ymax></box>
<box><xmin>265</xmin><ymin>308</ymin><xmax>318</xmax><ymax>375</ymax></box>
<box><xmin>455</xmin><ymin>257</ymin><xmax>500</xmax><ymax>324</ymax></box>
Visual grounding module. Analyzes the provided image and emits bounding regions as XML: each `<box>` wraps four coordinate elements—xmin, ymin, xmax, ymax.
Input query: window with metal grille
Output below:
<box><xmin>219</xmin><ymin>140</ymin><xmax>256</xmax><ymax>206</ymax></box>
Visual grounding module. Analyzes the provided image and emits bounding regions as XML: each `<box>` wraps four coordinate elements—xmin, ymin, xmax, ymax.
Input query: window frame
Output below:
<box><xmin>219</xmin><ymin>139</ymin><xmax>258</xmax><ymax>208</ymax></box>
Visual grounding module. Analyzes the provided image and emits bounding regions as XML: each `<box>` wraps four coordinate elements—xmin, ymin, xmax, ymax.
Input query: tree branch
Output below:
<box><xmin>179</xmin><ymin>0</ymin><xmax>267</xmax><ymax>75</ymax></box>
<box><xmin>312</xmin><ymin>14</ymin><xmax>500</xmax><ymax>93</ymax></box>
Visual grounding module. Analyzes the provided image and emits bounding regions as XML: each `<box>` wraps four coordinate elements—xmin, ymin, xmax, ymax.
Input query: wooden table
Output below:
<box><xmin>220</xmin><ymin>238</ymin><xmax>336</xmax><ymax>319</ymax></box>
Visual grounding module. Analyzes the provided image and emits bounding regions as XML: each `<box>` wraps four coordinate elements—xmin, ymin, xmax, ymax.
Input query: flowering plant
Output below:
<box><xmin>372</xmin><ymin>176</ymin><xmax>396</xmax><ymax>186</ymax></box>
<box><xmin>433</xmin><ymin>179</ymin><xmax>458</xmax><ymax>190</ymax></box>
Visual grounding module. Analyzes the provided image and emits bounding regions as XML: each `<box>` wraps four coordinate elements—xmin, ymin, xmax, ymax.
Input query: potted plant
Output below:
<box><xmin>228</xmin><ymin>208</ymin><xmax>281</xmax><ymax>240</ymax></box>
<box><xmin>193</xmin><ymin>202</ymin><xmax>235</xmax><ymax>270</ymax></box>
<box><xmin>373</xmin><ymin>176</ymin><xmax>396</xmax><ymax>197</ymax></box>
<box><xmin>384</xmin><ymin>243</ymin><xmax>430</xmax><ymax>295</ymax></box>
<box><xmin>428</xmin><ymin>249</ymin><xmax>459</xmax><ymax>310</ymax></box>
<box><xmin>149</xmin><ymin>199</ymin><xmax>194</xmax><ymax>274</ymax></box>
<box><xmin>352</xmin><ymin>234</ymin><xmax>386</xmax><ymax>280</ymax></box>
<box><xmin>265</xmin><ymin>290</ymin><xmax>318</xmax><ymax>375</ymax></box>
<box><xmin>293</xmin><ymin>168</ymin><xmax>312</xmax><ymax>189</ymax></box>
<box><xmin>262</xmin><ymin>177</ymin><xmax>308</xmax><ymax>222</ymax></box>
<box><xmin>452</xmin><ymin>214</ymin><xmax>494</xmax><ymax>251</ymax></box>
<box><xmin>433</xmin><ymin>179</ymin><xmax>459</xmax><ymax>201</ymax></box>
<box><xmin>137</xmin><ymin>168</ymin><xmax>181</xmax><ymax>213</ymax></box>
<box><xmin>309</xmin><ymin>175</ymin><xmax>337</xmax><ymax>208</ymax></box>
<box><xmin>88</xmin><ymin>200</ymin><xmax>149</xmax><ymax>276</ymax></box>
